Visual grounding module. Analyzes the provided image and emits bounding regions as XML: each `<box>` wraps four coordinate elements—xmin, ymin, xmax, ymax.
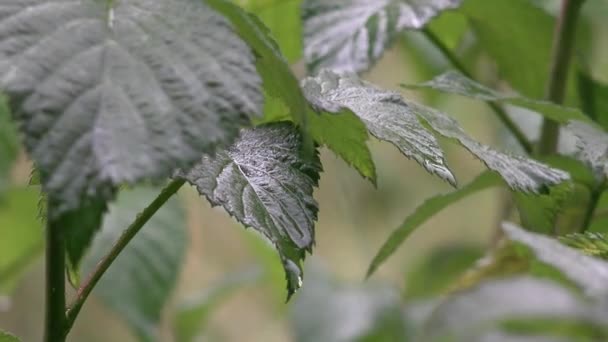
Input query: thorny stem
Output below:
<box><xmin>537</xmin><ymin>0</ymin><xmax>586</xmax><ymax>155</ymax></box>
<box><xmin>422</xmin><ymin>28</ymin><xmax>534</xmax><ymax>154</ymax></box>
<box><xmin>63</xmin><ymin>179</ymin><xmax>186</xmax><ymax>334</ymax></box>
<box><xmin>45</xmin><ymin>218</ymin><xmax>67</xmax><ymax>342</ymax></box>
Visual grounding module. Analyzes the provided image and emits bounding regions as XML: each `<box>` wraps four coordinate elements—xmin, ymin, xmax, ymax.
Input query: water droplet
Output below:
<box><xmin>283</xmin><ymin>258</ymin><xmax>303</xmax><ymax>301</ymax></box>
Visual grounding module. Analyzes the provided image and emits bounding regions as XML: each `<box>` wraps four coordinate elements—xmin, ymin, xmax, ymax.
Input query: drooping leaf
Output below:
<box><xmin>367</xmin><ymin>171</ymin><xmax>502</xmax><ymax>277</ymax></box>
<box><xmin>0</xmin><ymin>94</ymin><xmax>18</xmax><ymax>196</ymax></box>
<box><xmin>559</xmin><ymin>232</ymin><xmax>608</xmax><ymax>260</ymax></box>
<box><xmin>577</xmin><ymin>71</ymin><xmax>608</xmax><ymax>129</ymax></box>
<box><xmin>566</xmin><ymin>121</ymin><xmax>608</xmax><ymax>180</ymax></box>
<box><xmin>235</xmin><ymin>0</ymin><xmax>304</xmax><ymax>62</ymax></box>
<box><xmin>404</xmin><ymin>71</ymin><xmax>592</xmax><ymax>124</ymax></box>
<box><xmin>503</xmin><ymin>222</ymin><xmax>608</xmax><ymax>298</ymax></box>
<box><xmin>0</xmin><ymin>188</ymin><xmax>43</xmax><ymax>295</ymax></box>
<box><xmin>208</xmin><ymin>0</ymin><xmax>308</xmax><ymax>128</ymax></box>
<box><xmin>0</xmin><ymin>0</ymin><xmax>263</xmax><ymax>218</ymax></box>
<box><xmin>302</xmin><ymin>0</ymin><xmax>463</xmax><ymax>74</ymax></box>
<box><xmin>0</xmin><ymin>330</ymin><xmax>20</xmax><ymax>342</ymax></box>
<box><xmin>178</xmin><ymin>122</ymin><xmax>322</xmax><ymax>298</ymax></box>
<box><xmin>302</xmin><ymin>70</ymin><xmax>455</xmax><ymax>185</ymax></box>
<box><xmin>174</xmin><ymin>268</ymin><xmax>261</xmax><ymax>342</ymax></box>
<box><xmin>83</xmin><ymin>187</ymin><xmax>187</xmax><ymax>341</ymax></box>
<box><xmin>422</xmin><ymin>276</ymin><xmax>601</xmax><ymax>342</ymax></box>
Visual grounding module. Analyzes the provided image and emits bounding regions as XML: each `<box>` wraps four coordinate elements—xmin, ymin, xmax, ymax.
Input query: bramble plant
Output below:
<box><xmin>1</xmin><ymin>0</ymin><xmax>608</xmax><ymax>341</ymax></box>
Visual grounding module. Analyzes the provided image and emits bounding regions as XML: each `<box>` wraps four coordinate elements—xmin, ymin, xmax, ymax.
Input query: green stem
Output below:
<box><xmin>537</xmin><ymin>0</ymin><xmax>586</xmax><ymax>155</ymax></box>
<box><xmin>581</xmin><ymin>182</ymin><xmax>605</xmax><ymax>232</ymax></box>
<box><xmin>422</xmin><ymin>28</ymin><xmax>533</xmax><ymax>154</ymax></box>
<box><xmin>45</xmin><ymin>218</ymin><xmax>66</xmax><ymax>342</ymax></box>
<box><xmin>64</xmin><ymin>178</ymin><xmax>186</xmax><ymax>333</ymax></box>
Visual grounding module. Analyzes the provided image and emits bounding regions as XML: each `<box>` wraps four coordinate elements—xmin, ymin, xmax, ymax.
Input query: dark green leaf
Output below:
<box><xmin>367</xmin><ymin>171</ymin><xmax>502</xmax><ymax>277</ymax></box>
<box><xmin>559</xmin><ymin>232</ymin><xmax>608</xmax><ymax>260</ymax></box>
<box><xmin>0</xmin><ymin>94</ymin><xmax>18</xmax><ymax>196</ymax></box>
<box><xmin>577</xmin><ymin>71</ymin><xmax>608</xmax><ymax>129</ymax></box>
<box><xmin>302</xmin><ymin>0</ymin><xmax>462</xmax><ymax>74</ymax></box>
<box><xmin>83</xmin><ymin>187</ymin><xmax>187</xmax><ymax>341</ymax></box>
<box><xmin>0</xmin><ymin>330</ymin><xmax>20</xmax><ymax>342</ymax></box>
<box><xmin>302</xmin><ymin>70</ymin><xmax>455</xmax><ymax>185</ymax></box>
<box><xmin>0</xmin><ymin>0</ymin><xmax>262</xmax><ymax>218</ymax></box>
<box><xmin>422</xmin><ymin>276</ymin><xmax>598</xmax><ymax>342</ymax></box>
<box><xmin>566</xmin><ymin>121</ymin><xmax>608</xmax><ymax>180</ymax></box>
<box><xmin>178</xmin><ymin>122</ymin><xmax>321</xmax><ymax>298</ymax></box>
<box><xmin>503</xmin><ymin>222</ymin><xmax>608</xmax><ymax>298</ymax></box>
<box><xmin>0</xmin><ymin>188</ymin><xmax>43</xmax><ymax>295</ymax></box>
<box><xmin>174</xmin><ymin>268</ymin><xmax>261</xmax><ymax>342</ymax></box>
<box><xmin>405</xmin><ymin>71</ymin><xmax>592</xmax><ymax>124</ymax></box>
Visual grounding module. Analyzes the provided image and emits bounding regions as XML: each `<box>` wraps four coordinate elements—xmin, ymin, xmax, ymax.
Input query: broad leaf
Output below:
<box><xmin>422</xmin><ymin>276</ymin><xmax>601</xmax><ymax>342</ymax></box>
<box><xmin>405</xmin><ymin>71</ymin><xmax>592</xmax><ymax>124</ymax></box>
<box><xmin>174</xmin><ymin>268</ymin><xmax>261</xmax><ymax>342</ymax></box>
<box><xmin>367</xmin><ymin>171</ymin><xmax>501</xmax><ymax>277</ymax></box>
<box><xmin>302</xmin><ymin>70</ymin><xmax>455</xmax><ymax>185</ymax></box>
<box><xmin>566</xmin><ymin>121</ymin><xmax>608</xmax><ymax>180</ymax></box>
<box><xmin>559</xmin><ymin>232</ymin><xmax>608</xmax><ymax>260</ymax></box>
<box><xmin>208</xmin><ymin>0</ymin><xmax>309</xmax><ymax>128</ymax></box>
<box><xmin>0</xmin><ymin>188</ymin><xmax>43</xmax><ymax>295</ymax></box>
<box><xmin>577</xmin><ymin>71</ymin><xmax>608</xmax><ymax>129</ymax></box>
<box><xmin>503</xmin><ymin>222</ymin><xmax>608</xmax><ymax>298</ymax></box>
<box><xmin>0</xmin><ymin>331</ymin><xmax>19</xmax><ymax>342</ymax></box>
<box><xmin>178</xmin><ymin>122</ymin><xmax>322</xmax><ymax>298</ymax></box>
<box><xmin>83</xmin><ymin>187</ymin><xmax>187</xmax><ymax>341</ymax></box>
<box><xmin>0</xmin><ymin>94</ymin><xmax>18</xmax><ymax>196</ymax></box>
<box><xmin>0</xmin><ymin>0</ymin><xmax>263</xmax><ymax>218</ymax></box>
<box><xmin>302</xmin><ymin>0</ymin><xmax>463</xmax><ymax>74</ymax></box>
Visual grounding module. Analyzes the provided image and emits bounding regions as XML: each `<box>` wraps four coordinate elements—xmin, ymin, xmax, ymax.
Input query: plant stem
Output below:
<box><xmin>422</xmin><ymin>28</ymin><xmax>533</xmax><ymax>154</ymax></box>
<box><xmin>64</xmin><ymin>178</ymin><xmax>186</xmax><ymax>333</ymax></box>
<box><xmin>45</xmin><ymin>219</ymin><xmax>66</xmax><ymax>342</ymax></box>
<box><xmin>537</xmin><ymin>0</ymin><xmax>586</xmax><ymax>155</ymax></box>
<box><xmin>581</xmin><ymin>181</ymin><xmax>605</xmax><ymax>232</ymax></box>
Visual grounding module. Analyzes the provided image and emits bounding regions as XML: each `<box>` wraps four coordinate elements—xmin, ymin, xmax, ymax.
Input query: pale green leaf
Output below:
<box><xmin>302</xmin><ymin>0</ymin><xmax>462</xmax><ymax>74</ymax></box>
<box><xmin>367</xmin><ymin>171</ymin><xmax>501</xmax><ymax>277</ymax></box>
<box><xmin>178</xmin><ymin>122</ymin><xmax>321</xmax><ymax>298</ymax></box>
<box><xmin>404</xmin><ymin>71</ymin><xmax>592</xmax><ymax>124</ymax></box>
<box><xmin>0</xmin><ymin>330</ymin><xmax>20</xmax><ymax>342</ymax></box>
<box><xmin>577</xmin><ymin>71</ymin><xmax>608</xmax><ymax>129</ymax></box>
<box><xmin>83</xmin><ymin>187</ymin><xmax>187</xmax><ymax>341</ymax></box>
<box><xmin>0</xmin><ymin>94</ymin><xmax>18</xmax><ymax>196</ymax></box>
<box><xmin>0</xmin><ymin>0</ymin><xmax>262</xmax><ymax>217</ymax></box>
<box><xmin>559</xmin><ymin>232</ymin><xmax>608</xmax><ymax>260</ymax></box>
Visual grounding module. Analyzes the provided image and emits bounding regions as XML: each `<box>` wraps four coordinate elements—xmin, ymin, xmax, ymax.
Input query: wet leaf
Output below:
<box><xmin>178</xmin><ymin>122</ymin><xmax>321</xmax><ymax>298</ymax></box>
<box><xmin>0</xmin><ymin>0</ymin><xmax>262</xmax><ymax>218</ymax></box>
<box><xmin>367</xmin><ymin>171</ymin><xmax>501</xmax><ymax>277</ymax></box>
<box><xmin>83</xmin><ymin>187</ymin><xmax>187</xmax><ymax>341</ymax></box>
<box><xmin>302</xmin><ymin>70</ymin><xmax>455</xmax><ymax>185</ymax></box>
<box><xmin>302</xmin><ymin>0</ymin><xmax>462</xmax><ymax>74</ymax></box>
<box><xmin>566</xmin><ymin>121</ymin><xmax>608</xmax><ymax>180</ymax></box>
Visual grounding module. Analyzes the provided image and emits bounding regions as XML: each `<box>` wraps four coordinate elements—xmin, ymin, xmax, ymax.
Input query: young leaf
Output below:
<box><xmin>0</xmin><ymin>0</ymin><xmax>263</xmax><ymax>217</ymax></box>
<box><xmin>367</xmin><ymin>171</ymin><xmax>502</xmax><ymax>277</ymax></box>
<box><xmin>0</xmin><ymin>330</ymin><xmax>20</xmax><ymax>342</ymax></box>
<box><xmin>178</xmin><ymin>122</ymin><xmax>322</xmax><ymax>298</ymax></box>
<box><xmin>404</xmin><ymin>71</ymin><xmax>592</xmax><ymax>124</ymax></box>
<box><xmin>0</xmin><ymin>188</ymin><xmax>43</xmax><ymax>295</ymax></box>
<box><xmin>0</xmin><ymin>94</ymin><xmax>18</xmax><ymax>196</ymax></box>
<box><xmin>302</xmin><ymin>70</ymin><xmax>456</xmax><ymax>186</ymax></box>
<box><xmin>559</xmin><ymin>232</ymin><xmax>608</xmax><ymax>260</ymax></box>
<box><xmin>503</xmin><ymin>222</ymin><xmax>608</xmax><ymax>298</ymax></box>
<box><xmin>422</xmin><ymin>276</ymin><xmax>598</xmax><ymax>342</ymax></box>
<box><xmin>566</xmin><ymin>121</ymin><xmax>608</xmax><ymax>180</ymax></box>
<box><xmin>302</xmin><ymin>0</ymin><xmax>463</xmax><ymax>74</ymax></box>
<box><xmin>82</xmin><ymin>187</ymin><xmax>187</xmax><ymax>341</ymax></box>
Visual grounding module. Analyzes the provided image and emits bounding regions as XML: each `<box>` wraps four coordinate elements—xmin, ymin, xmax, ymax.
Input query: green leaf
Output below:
<box><xmin>178</xmin><ymin>122</ymin><xmax>322</xmax><ymax>298</ymax></box>
<box><xmin>174</xmin><ymin>268</ymin><xmax>261</xmax><ymax>342</ymax></box>
<box><xmin>503</xmin><ymin>222</ymin><xmax>608</xmax><ymax>298</ymax></box>
<box><xmin>577</xmin><ymin>71</ymin><xmax>608</xmax><ymax>129</ymax></box>
<box><xmin>404</xmin><ymin>71</ymin><xmax>593</xmax><ymax>124</ymax></box>
<box><xmin>422</xmin><ymin>276</ymin><xmax>599</xmax><ymax>342</ymax></box>
<box><xmin>83</xmin><ymin>186</ymin><xmax>187</xmax><ymax>341</ymax></box>
<box><xmin>559</xmin><ymin>232</ymin><xmax>608</xmax><ymax>260</ymax></box>
<box><xmin>0</xmin><ymin>188</ymin><xmax>44</xmax><ymax>295</ymax></box>
<box><xmin>367</xmin><ymin>171</ymin><xmax>502</xmax><ymax>277</ymax></box>
<box><xmin>566</xmin><ymin>121</ymin><xmax>608</xmax><ymax>180</ymax></box>
<box><xmin>0</xmin><ymin>330</ymin><xmax>20</xmax><ymax>342</ymax></box>
<box><xmin>302</xmin><ymin>0</ymin><xmax>463</xmax><ymax>74</ymax></box>
<box><xmin>235</xmin><ymin>0</ymin><xmax>304</xmax><ymax>62</ymax></box>
<box><xmin>208</xmin><ymin>0</ymin><xmax>309</xmax><ymax>128</ymax></box>
<box><xmin>308</xmin><ymin>110</ymin><xmax>376</xmax><ymax>184</ymax></box>
<box><xmin>0</xmin><ymin>94</ymin><xmax>18</xmax><ymax>196</ymax></box>
<box><xmin>0</xmin><ymin>0</ymin><xmax>263</xmax><ymax>218</ymax></box>
<box><xmin>302</xmin><ymin>70</ymin><xmax>455</xmax><ymax>185</ymax></box>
